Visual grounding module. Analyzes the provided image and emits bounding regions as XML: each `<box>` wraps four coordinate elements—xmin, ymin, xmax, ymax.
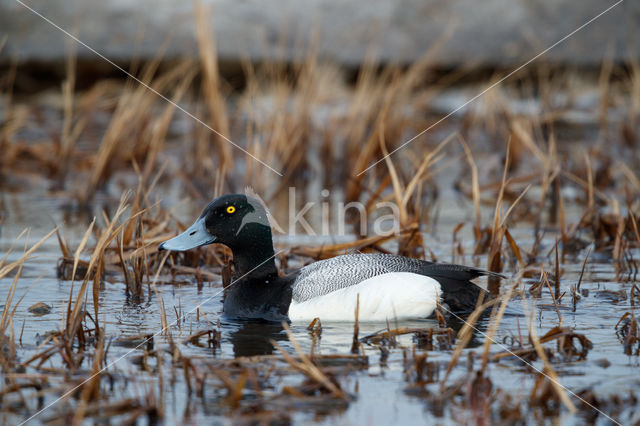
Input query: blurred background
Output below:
<box><xmin>2</xmin><ymin>1</ymin><xmax>638</xmax><ymax>75</ymax></box>
<box><xmin>1</xmin><ymin>0</ymin><xmax>638</xmax><ymax>229</ymax></box>
<box><xmin>1</xmin><ymin>0</ymin><xmax>638</xmax><ymax>194</ymax></box>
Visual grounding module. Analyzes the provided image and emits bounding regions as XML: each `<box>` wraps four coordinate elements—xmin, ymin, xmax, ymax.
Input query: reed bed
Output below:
<box><xmin>1</xmin><ymin>17</ymin><xmax>640</xmax><ymax>424</ymax></box>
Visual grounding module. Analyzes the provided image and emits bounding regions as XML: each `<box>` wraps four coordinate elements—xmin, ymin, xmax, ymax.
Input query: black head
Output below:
<box><xmin>158</xmin><ymin>194</ymin><xmax>273</xmax><ymax>256</ymax></box>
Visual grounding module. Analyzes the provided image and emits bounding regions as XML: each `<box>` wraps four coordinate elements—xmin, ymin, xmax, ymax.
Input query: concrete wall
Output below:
<box><xmin>1</xmin><ymin>0</ymin><xmax>637</xmax><ymax>67</ymax></box>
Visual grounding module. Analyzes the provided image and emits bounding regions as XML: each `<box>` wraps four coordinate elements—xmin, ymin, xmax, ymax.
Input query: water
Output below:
<box><xmin>1</xmin><ymin>179</ymin><xmax>639</xmax><ymax>425</ymax></box>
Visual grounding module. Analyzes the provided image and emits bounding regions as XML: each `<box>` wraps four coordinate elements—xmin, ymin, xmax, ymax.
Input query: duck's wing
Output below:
<box><xmin>290</xmin><ymin>253</ymin><xmax>499</xmax><ymax>313</ymax></box>
<box><xmin>419</xmin><ymin>263</ymin><xmax>501</xmax><ymax>312</ymax></box>
<box><xmin>290</xmin><ymin>253</ymin><xmax>425</xmax><ymax>303</ymax></box>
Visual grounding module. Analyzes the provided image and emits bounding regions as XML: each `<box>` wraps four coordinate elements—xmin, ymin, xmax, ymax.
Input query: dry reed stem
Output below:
<box><xmin>84</xmin><ymin>60</ymin><xmax>189</xmax><ymax>201</ymax></box>
<box><xmin>0</xmin><ymin>261</ymin><xmax>24</xmax><ymax>341</ymax></box>
<box><xmin>500</xmin><ymin>185</ymin><xmax>531</xmax><ymax>228</ymax></box>
<box><xmin>528</xmin><ymin>323</ymin><xmax>576</xmax><ymax>412</ymax></box>
<box><xmin>290</xmin><ymin>224</ymin><xmax>419</xmax><ymax>259</ymax></box>
<box><xmin>351</xmin><ymin>294</ymin><xmax>360</xmax><ymax>354</ymax></box>
<box><xmin>597</xmin><ymin>46</ymin><xmax>614</xmax><ymax>133</ymax></box>
<box><xmin>440</xmin><ymin>297</ymin><xmax>500</xmax><ymax>392</ymax></box>
<box><xmin>458</xmin><ymin>136</ymin><xmax>481</xmax><ymax>233</ymax></box>
<box><xmin>619</xmin><ymin>163</ymin><xmax>640</xmax><ymax>192</ymax></box>
<box><xmin>486</xmin><ymin>139</ymin><xmax>511</xmax><ymax>290</ymax></box>
<box><xmin>0</xmin><ymin>228</ymin><xmax>56</xmax><ymax>282</ymax></box>
<box><xmin>493</xmin><ymin>138</ymin><xmax>511</xmax><ymax>231</ymax></box>
<box><xmin>55</xmin><ymin>229</ymin><xmax>71</xmax><ymax>259</ymax></box>
<box><xmin>584</xmin><ymin>152</ymin><xmax>595</xmax><ymax>211</ymax></box>
<box><xmin>194</xmin><ymin>0</ymin><xmax>233</xmax><ymax>173</ymax></box>
<box><xmin>541</xmin><ymin>266</ymin><xmax>563</xmax><ymax>324</ymax></box>
<box><xmin>576</xmin><ymin>246</ymin><xmax>592</xmax><ymax>295</ymax></box>
<box><xmin>0</xmin><ymin>228</ymin><xmax>29</xmax><ymax>271</ymax></box>
<box><xmin>511</xmin><ymin>120</ymin><xmax>546</xmax><ymax>164</ymax></box>
<box><xmin>55</xmin><ymin>33</ymin><xmax>82</xmax><ymax>186</ymax></box>
<box><xmin>556</xmin><ymin>173</ymin><xmax>566</xmax><ymax>243</ymax></box>
<box><xmin>72</xmin><ymin>333</ymin><xmax>105</xmax><ymax>425</ymax></box>
<box><xmin>628</xmin><ymin>209</ymin><xmax>640</xmax><ymax>248</ymax></box>
<box><xmin>274</xmin><ymin>323</ymin><xmax>345</xmax><ymax>399</ymax></box>
<box><xmin>519</xmin><ymin>296</ymin><xmax>576</xmax><ymax>413</ymax></box>
<box><xmin>1</xmin><ymin>230</ymin><xmax>56</xmax><ymax>375</ymax></box>
<box><xmin>64</xmin><ymin>217</ymin><xmax>95</xmax><ymax>337</ymax></box>
<box><xmin>560</xmin><ymin>170</ymin><xmax>611</xmax><ymax>205</ymax></box>
<box><xmin>142</xmin><ymin>68</ymin><xmax>197</xmax><ymax>184</ymax></box>
<box><xmin>379</xmin><ymin>128</ymin><xmax>454</xmax><ymax>226</ymax></box>
<box><xmin>150</xmin><ymin>251</ymin><xmax>172</xmax><ymax>334</ymax></box>
<box><xmin>67</xmin><ymin>193</ymin><xmax>142</xmax><ymax>339</ymax></box>
<box><xmin>503</xmin><ymin>229</ymin><xmax>525</xmax><ymax>268</ymax></box>
<box><xmin>480</xmin><ymin>280</ymin><xmax>519</xmax><ymax>372</ymax></box>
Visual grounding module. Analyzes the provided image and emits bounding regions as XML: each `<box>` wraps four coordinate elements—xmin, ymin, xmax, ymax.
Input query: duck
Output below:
<box><xmin>158</xmin><ymin>194</ymin><xmax>498</xmax><ymax>322</ymax></box>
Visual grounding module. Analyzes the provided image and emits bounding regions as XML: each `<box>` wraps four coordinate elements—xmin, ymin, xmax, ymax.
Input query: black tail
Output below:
<box><xmin>420</xmin><ymin>264</ymin><xmax>503</xmax><ymax>313</ymax></box>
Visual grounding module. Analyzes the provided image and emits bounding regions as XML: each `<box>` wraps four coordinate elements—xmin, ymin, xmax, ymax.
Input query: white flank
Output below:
<box><xmin>288</xmin><ymin>272</ymin><xmax>441</xmax><ymax>322</ymax></box>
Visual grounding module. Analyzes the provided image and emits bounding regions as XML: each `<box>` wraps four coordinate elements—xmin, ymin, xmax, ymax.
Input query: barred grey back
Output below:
<box><xmin>291</xmin><ymin>253</ymin><xmax>430</xmax><ymax>302</ymax></box>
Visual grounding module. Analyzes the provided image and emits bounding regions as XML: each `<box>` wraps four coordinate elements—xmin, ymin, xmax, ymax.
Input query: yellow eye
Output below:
<box><xmin>226</xmin><ymin>206</ymin><xmax>236</xmax><ymax>214</ymax></box>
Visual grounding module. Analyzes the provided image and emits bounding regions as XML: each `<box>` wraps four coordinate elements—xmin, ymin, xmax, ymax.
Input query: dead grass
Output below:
<box><xmin>1</xmin><ymin>17</ymin><xmax>640</xmax><ymax>424</ymax></box>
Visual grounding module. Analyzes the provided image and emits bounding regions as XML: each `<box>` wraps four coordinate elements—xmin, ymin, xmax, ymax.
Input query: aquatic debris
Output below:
<box><xmin>362</xmin><ymin>326</ymin><xmax>455</xmax><ymax>350</ymax></box>
<box><xmin>492</xmin><ymin>326</ymin><xmax>592</xmax><ymax>363</ymax></box>
<box><xmin>183</xmin><ymin>328</ymin><xmax>221</xmax><ymax>350</ymax></box>
<box><xmin>615</xmin><ymin>312</ymin><xmax>640</xmax><ymax>356</ymax></box>
<box><xmin>273</xmin><ymin>323</ymin><xmax>349</xmax><ymax>400</ymax></box>
<box><xmin>27</xmin><ymin>302</ymin><xmax>51</xmax><ymax>316</ymax></box>
<box><xmin>56</xmin><ymin>257</ymin><xmax>94</xmax><ymax>281</ymax></box>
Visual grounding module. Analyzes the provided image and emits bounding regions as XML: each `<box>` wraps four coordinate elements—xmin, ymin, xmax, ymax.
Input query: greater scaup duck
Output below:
<box><xmin>159</xmin><ymin>194</ymin><xmax>498</xmax><ymax>322</ymax></box>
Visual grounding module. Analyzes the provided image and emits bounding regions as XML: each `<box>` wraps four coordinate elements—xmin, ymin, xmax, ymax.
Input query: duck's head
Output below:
<box><xmin>158</xmin><ymin>194</ymin><xmax>272</xmax><ymax>253</ymax></box>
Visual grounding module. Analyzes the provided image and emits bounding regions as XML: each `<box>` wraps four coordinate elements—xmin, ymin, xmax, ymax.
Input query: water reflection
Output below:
<box><xmin>446</xmin><ymin>312</ymin><xmax>488</xmax><ymax>348</ymax></box>
<box><xmin>226</xmin><ymin>320</ymin><xmax>289</xmax><ymax>357</ymax></box>
<box><xmin>223</xmin><ymin>311</ymin><xmax>492</xmax><ymax>359</ymax></box>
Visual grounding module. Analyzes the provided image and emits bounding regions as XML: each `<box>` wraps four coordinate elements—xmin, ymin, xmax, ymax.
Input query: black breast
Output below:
<box><xmin>222</xmin><ymin>274</ymin><xmax>294</xmax><ymax>322</ymax></box>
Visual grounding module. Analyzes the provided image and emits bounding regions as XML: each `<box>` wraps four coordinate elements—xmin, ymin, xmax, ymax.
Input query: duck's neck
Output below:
<box><xmin>231</xmin><ymin>226</ymin><xmax>278</xmax><ymax>278</ymax></box>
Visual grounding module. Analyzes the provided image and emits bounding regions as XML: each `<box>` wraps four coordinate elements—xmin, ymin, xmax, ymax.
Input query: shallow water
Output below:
<box><xmin>1</xmin><ymin>181</ymin><xmax>639</xmax><ymax>425</ymax></box>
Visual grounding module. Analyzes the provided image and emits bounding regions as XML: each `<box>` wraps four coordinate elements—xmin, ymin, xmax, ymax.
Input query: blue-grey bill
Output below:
<box><xmin>158</xmin><ymin>217</ymin><xmax>216</xmax><ymax>251</ymax></box>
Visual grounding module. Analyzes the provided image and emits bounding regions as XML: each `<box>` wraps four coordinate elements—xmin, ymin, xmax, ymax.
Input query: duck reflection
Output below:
<box><xmin>224</xmin><ymin>306</ymin><xmax>495</xmax><ymax>358</ymax></box>
<box><xmin>227</xmin><ymin>320</ymin><xmax>289</xmax><ymax>357</ymax></box>
<box><xmin>445</xmin><ymin>312</ymin><xmax>487</xmax><ymax>348</ymax></box>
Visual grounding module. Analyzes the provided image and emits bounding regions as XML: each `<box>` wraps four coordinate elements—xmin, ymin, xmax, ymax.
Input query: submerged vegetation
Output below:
<box><xmin>1</xmin><ymin>14</ymin><xmax>640</xmax><ymax>425</ymax></box>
